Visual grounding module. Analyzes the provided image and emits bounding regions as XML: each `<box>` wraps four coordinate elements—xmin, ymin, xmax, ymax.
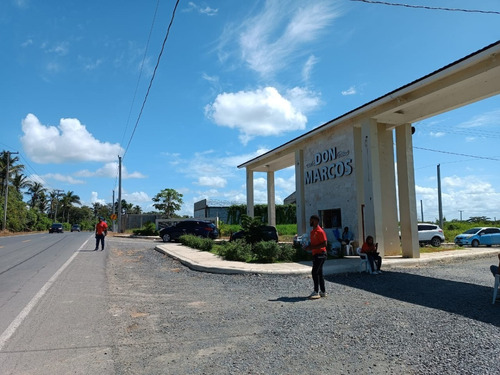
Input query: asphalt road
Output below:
<box><xmin>0</xmin><ymin>235</ymin><xmax>499</xmax><ymax>374</ymax></box>
<box><xmin>0</xmin><ymin>231</ymin><xmax>113</xmax><ymax>374</ymax></box>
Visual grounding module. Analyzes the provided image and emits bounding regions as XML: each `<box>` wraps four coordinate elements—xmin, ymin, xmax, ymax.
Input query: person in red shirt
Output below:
<box><xmin>95</xmin><ymin>217</ymin><xmax>108</xmax><ymax>251</ymax></box>
<box><xmin>305</xmin><ymin>214</ymin><xmax>328</xmax><ymax>299</ymax></box>
<box><xmin>361</xmin><ymin>235</ymin><xmax>382</xmax><ymax>274</ymax></box>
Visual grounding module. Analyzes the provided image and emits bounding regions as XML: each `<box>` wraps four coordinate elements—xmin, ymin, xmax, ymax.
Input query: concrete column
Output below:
<box><xmin>353</xmin><ymin>126</ymin><xmax>364</xmax><ymax>245</ymax></box>
<box><xmin>295</xmin><ymin>149</ymin><xmax>306</xmax><ymax>235</ymax></box>
<box><xmin>377</xmin><ymin>123</ymin><xmax>400</xmax><ymax>256</ymax></box>
<box><xmin>396</xmin><ymin>124</ymin><xmax>419</xmax><ymax>258</ymax></box>
<box><xmin>360</xmin><ymin>118</ymin><xmax>385</xmax><ymax>256</ymax></box>
<box><xmin>267</xmin><ymin>171</ymin><xmax>276</xmax><ymax>226</ymax></box>
<box><xmin>246</xmin><ymin>169</ymin><xmax>254</xmax><ymax>218</ymax></box>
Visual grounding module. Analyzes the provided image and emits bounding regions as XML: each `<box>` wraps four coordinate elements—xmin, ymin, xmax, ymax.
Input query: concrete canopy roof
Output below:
<box><xmin>238</xmin><ymin>40</ymin><xmax>500</xmax><ymax>173</ymax></box>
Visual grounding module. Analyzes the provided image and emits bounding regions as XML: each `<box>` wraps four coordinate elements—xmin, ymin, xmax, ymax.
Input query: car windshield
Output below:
<box><xmin>463</xmin><ymin>227</ymin><xmax>482</xmax><ymax>234</ymax></box>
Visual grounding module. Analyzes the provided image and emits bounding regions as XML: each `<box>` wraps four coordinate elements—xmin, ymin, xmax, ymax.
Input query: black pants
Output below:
<box><xmin>367</xmin><ymin>253</ymin><xmax>382</xmax><ymax>271</ymax></box>
<box><xmin>95</xmin><ymin>234</ymin><xmax>105</xmax><ymax>250</ymax></box>
<box><xmin>312</xmin><ymin>253</ymin><xmax>327</xmax><ymax>293</ymax></box>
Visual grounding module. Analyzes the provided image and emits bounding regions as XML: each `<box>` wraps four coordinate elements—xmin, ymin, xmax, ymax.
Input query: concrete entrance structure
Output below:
<box><xmin>238</xmin><ymin>41</ymin><xmax>500</xmax><ymax>258</ymax></box>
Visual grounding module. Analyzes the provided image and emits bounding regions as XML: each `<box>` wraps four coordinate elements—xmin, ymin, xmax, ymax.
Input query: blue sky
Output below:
<box><xmin>1</xmin><ymin>0</ymin><xmax>499</xmax><ymax>221</ymax></box>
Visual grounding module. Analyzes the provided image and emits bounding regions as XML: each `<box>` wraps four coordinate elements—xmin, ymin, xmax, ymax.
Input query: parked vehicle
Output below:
<box><xmin>49</xmin><ymin>223</ymin><xmax>63</xmax><ymax>233</ymax></box>
<box><xmin>71</xmin><ymin>224</ymin><xmax>81</xmax><ymax>232</ymax></box>
<box><xmin>417</xmin><ymin>223</ymin><xmax>445</xmax><ymax>247</ymax></box>
<box><xmin>454</xmin><ymin>227</ymin><xmax>500</xmax><ymax>247</ymax></box>
<box><xmin>399</xmin><ymin>223</ymin><xmax>445</xmax><ymax>247</ymax></box>
<box><xmin>159</xmin><ymin>220</ymin><xmax>219</xmax><ymax>242</ymax></box>
<box><xmin>230</xmin><ymin>225</ymin><xmax>279</xmax><ymax>242</ymax></box>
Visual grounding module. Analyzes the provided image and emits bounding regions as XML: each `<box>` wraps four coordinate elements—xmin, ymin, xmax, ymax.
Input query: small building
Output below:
<box><xmin>194</xmin><ymin>199</ymin><xmax>232</xmax><ymax>224</ymax></box>
<box><xmin>238</xmin><ymin>41</ymin><xmax>500</xmax><ymax>258</ymax></box>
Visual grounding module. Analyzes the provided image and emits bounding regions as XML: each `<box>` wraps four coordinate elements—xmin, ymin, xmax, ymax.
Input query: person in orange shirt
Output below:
<box><xmin>361</xmin><ymin>235</ymin><xmax>382</xmax><ymax>274</ymax></box>
<box><xmin>94</xmin><ymin>217</ymin><xmax>108</xmax><ymax>251</ymax></box>
<box><xmin>305</xmin><ymin>214</ymin><xmax>328</xmax><ymax>299</ymax></box>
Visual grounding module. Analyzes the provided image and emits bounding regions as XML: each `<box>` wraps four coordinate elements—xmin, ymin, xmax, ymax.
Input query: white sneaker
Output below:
<box><xmin>319</xmin><ymin>291</ymin><xmax>328</xmax><ymax>298</ymax></box>
<box><xmin>308</xmin><ymin>292</ymin><xmax>321</xmax><ymax>299</ymax></box>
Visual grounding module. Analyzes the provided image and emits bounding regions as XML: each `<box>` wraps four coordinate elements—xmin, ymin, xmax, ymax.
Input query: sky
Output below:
<box><xmin>1</xmin><ymin>0</ymin><xmax>499</xmax><ymax>222</ymax></box>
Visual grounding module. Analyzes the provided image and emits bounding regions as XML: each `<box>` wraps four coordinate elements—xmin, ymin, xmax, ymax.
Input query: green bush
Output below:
<box><xmin>132</xmin><ymin>222</ymin><xmax>158</xmax><ymax>236</ymax></box>
<box><xmin>179</xmin><ymin>234</ymin><xmax>213</xmax><ymax>252</ymax></box>
<box><xmin>216</xmin><ymin>240</ymin><xmax>253</xmax><ymax>262</ymax></box>
<box><xmin>253</xmin><ymin>241</ymin><xmax>281</xmax><ymax>263</ymax></box>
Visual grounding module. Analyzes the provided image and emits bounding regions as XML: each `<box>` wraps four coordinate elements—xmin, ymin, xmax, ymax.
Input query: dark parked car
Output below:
<box><xmin>49</xmin><ymin>223</ymin><xmax>63</xmax><ymax>233</ymax></box>
<box><xmin>159</xmin><ymin>220</ymin><xmax>219</xmax><ymax>242</ymax></box>
<box><xmin>71</xmin><ymin>224</ymin><xmax>81</xmax><ymax>232</ymax></box>
<box><xmin>229</xmin><ymin>225</ymin><xmax>279</xmax><ymax>242</ymax></box>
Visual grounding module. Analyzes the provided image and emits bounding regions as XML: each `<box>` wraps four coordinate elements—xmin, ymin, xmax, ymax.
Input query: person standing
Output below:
<box><xmin>361</xmin><ymin>235</ymin><xmax>382</xmax><ymax>274</ymax></box>
<box><xmin>306</xmin><ymin>214</ymin><xmax>328</xmax><ymax>299</ymax></box>
<box><xmin>95</xmin><ymin>217</ymin><xmax>108</xmax><ymax>251</ymax></box>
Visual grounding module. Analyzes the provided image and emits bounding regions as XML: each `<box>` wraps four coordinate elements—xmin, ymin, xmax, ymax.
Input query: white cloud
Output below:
<box><xmin>429</xmin><ymin>131</ymin><xmax>445</xmax><ymax>137</ymax></box>
<box><xmin>197</xmin><ymin>176</ymin><xmax>227</xmax><ymax>188</ymax></box>
<box><xmin>286</xmin><ymin>87</ymin><xmax>321</xmax><ymax>113</ymax></box>
<box><xmin>341</xmin><ymin>86</ymin><xmax>356</xmax><ymax>96</ymax></box>
<box><xmin>416</xmin><ymin>175</ymin><xmax>500</xmax><ymax>221</ymax></box>
<box><xmin>122</xmin><ymin>191</ymin><xmax>151</xmax><ymax>203</ymax></box>
<box><xmin>90</xmin><ymin>191</ymin><xmax>106</xmax><ymax>205</ymax></box>
<box><xmin>75</xmin><ymin>162</ymin><xmax>145</xmax><ymax>179</ymax></box>
<box><xmin>21</xmin><ymin>39</ymin><xmax>33</xmax><ymax>47</ymax></box>
<box><xmin>458</xmin><ymin>109</ymin><xmax>500</xmax><ymax>128</ymax></box>
<box><xmin>21</xmin><ymin>114</ymin><xmax>124</xmax><ymax>163</ymax></box>
<box><xmin>40</xmin><ymin>173</ymin><xmax>85</xmax><ymax>185</ymax></box>
<box><xmin>205</xmin><ymin>87</ymin><xmax>307</xmax><ymax>144</ymax></box>
<box><xmin>302</xmin><ymin>55</ymin><xmax>318</xmax><ymax>82</ymax></box>
<box><xmin>184</xmin><ymin>2</ymin><xmax>218</xmax><ymax>16</ymax></box>
<box><xmin>236</xmin><ymin>0</ymin><xmax>340</xmax><ymax>77</ymax></box>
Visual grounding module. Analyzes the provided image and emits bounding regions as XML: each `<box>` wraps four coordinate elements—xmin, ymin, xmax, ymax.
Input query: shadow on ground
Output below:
<box><xmin>325</xmin><ymin>271</ymin><xmax>500</xmax><ymax>327</ymax></box>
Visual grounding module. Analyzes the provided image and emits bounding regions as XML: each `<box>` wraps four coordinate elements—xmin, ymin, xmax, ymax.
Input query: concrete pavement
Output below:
<box><xmin>154</xmin><ymin>241</ymin><xmax>500</xmax><ymax>275</ymax></box>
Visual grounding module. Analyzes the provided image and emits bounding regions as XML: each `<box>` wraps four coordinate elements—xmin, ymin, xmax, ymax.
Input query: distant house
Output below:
<box><xmin>283</xmin><ymin>192</ymin><xmax>296</xmax><ymax>205</ymax></box>
<box><xmin>194</xmin><ymin>199</ymin><xmax>232</xmax><ymax>223</ymax></box>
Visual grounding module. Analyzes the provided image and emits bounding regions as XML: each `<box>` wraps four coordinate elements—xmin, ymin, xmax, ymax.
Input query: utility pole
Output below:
<box><xmin>459</xmin><ymin>210</ymin><xmax>463</xmax><ymax>221</ymax></box>
<box><xmin>420</xmin><ymin>200</ymin><xmax>424</xmax><ymax>222</ymax></box>
<box><xmin>437</xmin><ymin>164</ymin><xmax>443</xmax><ymax>228</ymax></box>
<box><xmin>53</xmin><ymin>189</ymin><xmax>64</xmax><ymax>222</ymax></box>
<box><xmin>118</xmin><ymin>156</ymin><xmax>122</xmax><ymax>233</ymax></box>
<box><xmin>2</xmin><ymin>151</ymin><xmax>19</xmax><ymax>231</ymax></box>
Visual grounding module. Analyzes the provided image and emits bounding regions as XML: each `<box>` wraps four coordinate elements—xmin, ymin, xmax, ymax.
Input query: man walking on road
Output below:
<box><xmin>95</xmin><ymin>217</ymin><xmax>108</xmax><ymax>251</ymax></box>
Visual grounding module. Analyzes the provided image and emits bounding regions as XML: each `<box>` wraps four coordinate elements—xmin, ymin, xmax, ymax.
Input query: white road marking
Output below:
<box><xmin>0</xmin><ymin>238</ymin><xmax>90</xmax><ymax>351</ymax></box>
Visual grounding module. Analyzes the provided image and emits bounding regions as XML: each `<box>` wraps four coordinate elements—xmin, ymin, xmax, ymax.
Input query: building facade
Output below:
<box><xmin>238</xmin><ymin>41</ymin><xmax>500</xmax><ymax>258</ymax></box>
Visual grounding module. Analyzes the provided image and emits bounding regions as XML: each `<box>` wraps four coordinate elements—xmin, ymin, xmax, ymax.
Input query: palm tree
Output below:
<box><xmin>61</xmin><ymin>191</ymin><xmax>81</xmax><ymax>223</ymax></box>
<box><xmin>12</xmin><ymin>172</ymin><xmax>31</xmax><ymax>194</ymax></box>
<box><xmin>27</xmin><ymin>182</ymin><xmax>47</xmax><ymax>210</ymax></box>
<box><xmin>0</xmin><ymin>151</ymin><xmax>24</xmax><ymax>198</ymax></box>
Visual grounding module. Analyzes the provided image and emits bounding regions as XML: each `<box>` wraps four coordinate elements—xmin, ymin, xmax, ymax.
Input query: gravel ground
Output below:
<box><xmin>106</xmin><ymin>237</ymin><xmax>500</xmax><ymax>375</ymax></box>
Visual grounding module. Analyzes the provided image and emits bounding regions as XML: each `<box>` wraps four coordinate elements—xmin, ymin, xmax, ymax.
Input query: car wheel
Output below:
<box><xmin>471</xmin><ymin>239</ymin><xmax>479</xmax><ymax>247</ymax></box>
<box><xmin>162</xmin><ymin>233</ymin><xmax>171</xmax><ymax>242</ymax></box>
<box><xmin>430</xmin><ymin>237</ymin><xmax>442</xmax><ymax>247</ymax></box>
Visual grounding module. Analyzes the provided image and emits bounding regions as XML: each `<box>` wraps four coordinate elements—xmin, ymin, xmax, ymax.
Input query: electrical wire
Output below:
<box><xmin>120</xmin><ymin>0</ymin><xmax>161</xmax><ymax>149</ymax></box>
<box><xmin>414</xmin><ymin>146</ymin><xmax>500</xmax><ymax>161</ymax></box>
<box><xmin>122</xmin><ymin>0</ymin><xmax>181</xmax><ymax>160</ymax></box>
<box><xmin>350</xmin><ymin>0</ymin><xmax>500</xmax><ymax>15</ymax></box>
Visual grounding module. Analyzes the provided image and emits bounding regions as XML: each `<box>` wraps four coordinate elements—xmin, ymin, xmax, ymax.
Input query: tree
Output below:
<box><xmin>61</xmin><ymin>191</ymin><xmax>81</xmax><ymax>223</ymax></box>
<box><xmin>152</xmin><ymin>188</ymin><xmax>183</xmax><ymax>218</ymax></box>
<box><xmin>12</xmin><ymin>172</ymin><xmax>31</xmax><ymax>194</ymax></box>
<box><xmin>27</xmin><ymin>182</ymin><xmax>47</xmax><ymax>210</ymax></box>
<box><xmin>0</xmin><ymin>151</ymin><xmax>24</xmax><ymax>198</ymax></box>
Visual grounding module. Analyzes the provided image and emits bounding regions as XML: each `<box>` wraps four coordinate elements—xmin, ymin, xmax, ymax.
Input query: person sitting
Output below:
<box><xmin>361</xmin><ymin>235</ymin><xmax>382</xmax><ymax>274</ymax></box>
<box><xmin>341</xmin><ymin>226</ymin><xmax>354</xmax><ymax>255</ymax></box>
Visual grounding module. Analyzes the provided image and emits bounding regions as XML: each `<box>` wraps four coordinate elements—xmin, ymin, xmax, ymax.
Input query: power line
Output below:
<box><xmin>350</xmin><ymin>0</ymin><xmax>500</xmax><ymax>15</ymax></box>
<box><xmin>122</xmin><ymin>0</ymin><xmax>181</xmax><ymax>159</ymax></box>
<box><xmin>414</xmin><ymin>146</ymin><xmax>500</xmax><ymax>161</ymax></box>
<box><xmin>120</xmin><ymin>0</ymin><xmax>161</xmax><ymax>148</ymax></box>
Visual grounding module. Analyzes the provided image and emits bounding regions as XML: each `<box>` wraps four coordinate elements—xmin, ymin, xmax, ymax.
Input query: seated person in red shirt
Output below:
<box><xmin>361</xmin><ymin>235</ymin><xmax>382</xmax><ymax>274</ymax></box>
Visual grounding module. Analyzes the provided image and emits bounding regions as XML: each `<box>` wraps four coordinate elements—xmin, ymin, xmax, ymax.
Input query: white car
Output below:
<box><xmin>417</xmin><ymin>223</ymin><xmax>445</xmax><ymax>247</ymax></box>
<box><xmin>400</xmin><ymin>223</ymin><xmax>445</xmax><ymax>247</ymax></box>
